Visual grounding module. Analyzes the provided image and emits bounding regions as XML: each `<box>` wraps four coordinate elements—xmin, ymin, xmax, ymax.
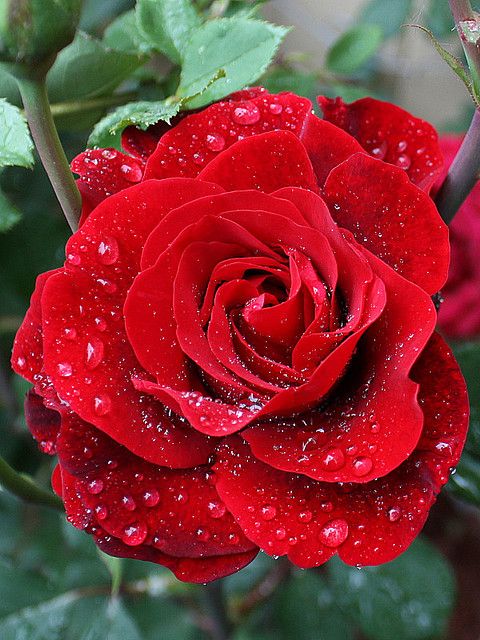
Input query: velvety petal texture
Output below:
<box><xmin>13</xmin><ymin>87</ymin><xmax>467</xmax><ymax>583</ymax></box>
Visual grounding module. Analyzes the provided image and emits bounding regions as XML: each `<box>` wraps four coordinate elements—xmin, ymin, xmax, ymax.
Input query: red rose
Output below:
<box><xmin>435</xmin><ymin>134</ymin><xmax>480</xmax><ymax>339</ymax></box>
<box><xmin>12</xmin><ymin>89</ymin><xmax>468</xmax><ymax>583</ymax></box>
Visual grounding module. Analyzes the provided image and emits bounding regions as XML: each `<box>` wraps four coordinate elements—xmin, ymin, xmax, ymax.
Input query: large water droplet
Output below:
<box><xmin>64</xmin><ymin>327</ymin><xmax>77</xmax><ymax>340</ymax></box>
<box><xmin>196</xmin><ymin>528</ymin><xmax>211</xmax><ymax>542</ymax></box>
<box><xmin>298</xmin><ymin>510</ymin><xmax>313</xmax><ymax>523</ymax></box>
<box><xmin>66</xmin><ymin>252</ymin><xmax>81</xmax><ymax>266</ymax></box>
<box><xmin>320</xmin><ymin>448</ymin><xmax>345</xmax><ymax>471</ymax></box>
<box><xmin>352</xmin><ymin>456</ymin><xmax>373</xmax><ymax>477</ymax></box>
<box><xmin>396</xmin><ymin>154</ymin><xmax>411</xmax><ymax>170</ymax></box>
<box><xmin>269</xmin><ymin>102</ymin><xmax>283</xmax><ymax>115</ymax></box>
<box><xmin>16</xmin><ymin>356</ymin><xmax>26</xmax><ymax>370</ymax></box>
<box><xmin>85</xmin><ymin>337</ymin><xmax>104</xmax><ymax>370</ymax></box>
<box><xmin>95</xmin><ymin>505</ymin><xmax>108</xmax><ymax>520</ymax></box>
<box><xmin>120</xmin><ymin>163</ymin><xmax>142</xmax><ymax>182</ymax></box>
<box><xmin>387</xmin><ymin>506</ymin><xmax>402</xmax><ymax>522</ymax></box>
<box><xmin>176</xmin><ymin>492</ymin><xmax>189</xmax><ymax>504</ymax></box>
<box><xmin>97</xmin><ymin>236</ymin><xmax>119</xmax><ymax>265</ymax></box>
<box><xmin>319</xmin><ymin>518</ymin><xmax>349</xmax><ymax>547</ymax></box>
<box><xmin>93</xmin><ymin>394</ymin><xmax>111</xmax><ymax>416</ymax></box>
<box><xmin>261</xmin><ymin>504</ymin><xmax>277</xmax><ymax>521</ymax></box>
<box><xmin>206</xmin><ymin>133</ymin><xmax>226</xmax><ymax>151</ymax></box>
<box><xmin>208</xmin><ymin>500</ymin><xmax>227</xmax><ymax>519</ymax></box>
<box><xmin>57</xmin><ymin>362</ymin><xmax>73</xmax><ymax>377</ymax></box>
<box><xmin>87</xmin><ymin>479</ymin><xmax>104</xmax><ymax>495</ymax></box>
<box><xmin>232</xmin><ymin>103</ymin><xmax>261</xmax><ymax>125</ymax></box>
<box><xmin>370</xmin><ymin>140</ymin><xmax>387</xmax><ymax>160</ymax></box>
<box><xmin>122</xmin><ymin>495</ymin><xmax>136</xmax><ymax>511</ymax></box>
<box><xmin>122</xmin><ymin>522</ymin><xmax>147</xmax><ymax>546</ymax></box>
<box><xmin>275</xmin><ymin>527</ymin><xmax>286</xmax><ymax>540</ymax></box>
<box><xmin>143</xmin><ymin>489</ymin><xmax>160</xmax><ymax>507</ymax></box>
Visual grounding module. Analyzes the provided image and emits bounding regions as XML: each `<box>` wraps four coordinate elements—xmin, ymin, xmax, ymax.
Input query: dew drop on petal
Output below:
<box><xmin>228</xmin><ymin>532</ymin><xmax>240</xmax><ymax>545</ymax></box>
<box><xmin>85</xmin><ymin>337</ymin><xmax>104</xmax><ymax>370</ymax></box>
<box><xmin>207</xmin><ymin>501</ymin><xmax>227</xmax><ymax>519</ymax></box>
<box><xmin>205</xmin><ymin>133</ymin><xmax>226</xmax><ymax>152</ymax></box>
<box><xmin>57</xmin><ymin>362</ymin><xmax>73</xmax><ymax>377</ymax></box>
<box><xmin>396</xmin><ymin>154</ymin><xmax>411</xmax><ymax>170</ymax></box>
<box><xmin>176</xmin><ymin>492</ymin><xmax>188</xmax><ymax>504</ymax></box>
<box><xmin>143</xmin><ymin>489</ymin><xmax>160</xmax><ymax>507</ymax></box>
<box><xmin>269</xmin><ymin>102</ymin><xmax>283</xmax><ymax>115</ymax></box>
<box><xmin>16</xmin><ymin>356</ymin><xmax>26</xmax><ymax>370</ymax></box>
<box><xmin>352</xmin><ymin>456</ymin><xmax>373</xmax><ymax>477</ymax></box>
<box><xmin>122</xmin><ymin>522</ymin><xmax>147</xmax><ymax>546</ymax></box>
<box><xmin>122</xmin><ymin>495</ymin><xmax>136</xmax><ymax>511</ymax></box>
<box><xmin>87</xmin><ymin>479</ymin><xmax>104</xmax><ymax>495</ymax></box>
<box><xmin>120</xmin><ymin>163</ymin><xmax>142</xmax><ymax>182</ymax></box>
<box><xmin>370</xmin><ymin>140</ymin><xmax>387</xmax><ymax>160</ymax></box>
<box><xmin>261</xmin><ymin>504</ymin><xmax>277</xmax><ymax>521</ymax></box>
<box><xmin>387</xmin><ymin>507</ymin><xmax>402</xmax><ymax>522</ymax></box>
<box><xmin>64</xmin><ymin>327</ymin><xmax>77</xmax><ymax>340</ymax></box>
<box><xmin>319</xmin><ymin>519</ymin><xmax>349</xmax><ymax>547</ymax></box>
<box><xmin>275</xmin><ymin>527</ymin><xmax>286</xmax><ymax>540</ymax></box>
<box><xmin>93</xmin><ymin>394</ymin><xmax>111</xmax><ymax>416</ymax></box>
<box><xmin>66</xmin><ymin>252</ymin><xmax>81</xmax><ymax>266</ymax></box>
<box><xmin>95</xmin><ymin>505</ymin><xmax>108</xmax><ymax>520</ymax></box>
<box><xmin>196</xmin><ymin>528</ymin><xmax>211</xmax><ymax>542</ymax></box>
<box><xmin>94</xmin><ymin>317</ymin><xmax>108</xmax><ymax>332</ymax></box>
<box><xmin>97</xmin><ymin>236</ymin><xmax>119</xmax><ymax>265</ymax></box>
<box><xmin>320</xmin><ymin>447</ymin><xmax>345</xmax><ymax>471</ymax></box>
<box><xmin>232</xmin><ymin>103</ymin><xmax>261</xmax><ymax>125</ymax></box>
<box><xmin>298</xmin><ymin>510</ymin><xmax>313</xmax><ymax>523</ymax></box>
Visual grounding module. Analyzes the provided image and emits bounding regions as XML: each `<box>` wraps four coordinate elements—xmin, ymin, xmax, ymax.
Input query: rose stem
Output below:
<box><xmin>0</xmin><ymin>455</ymin><xmax>63</xmax><ymax>511</ymax></box>
<box><xmin>202</xmin><ymin>580</ymin><xmax>233</xmax><ymax>640</ymax></box>
<box><xmin>436</xmin><ymin>0</ymin><xmax>480</xmax><ymax>223</ymax></box>
<box><xmin>16</xmin><ymin>76</ymin><xmax>81</xmax><ymax>232</ymax></box>
<box><xmin>435</xmin><ymin>107</ymin><xmax>480</xmax><ymax>223</ymax></box>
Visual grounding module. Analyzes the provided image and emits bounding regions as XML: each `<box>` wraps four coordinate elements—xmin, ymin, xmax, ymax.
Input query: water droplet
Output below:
<box><xmin>206</xmin><ymin>133</ymin><xmax>226</xmax><ymax>151</ymax></box>
<box><xmin>85</xmin><ymin>337</ymin><xmax>104</xmax><ymax>370</ymax></box>
<box><xmin>143</xmin><ymin>489</ymin><xmax>160</xmax><ymax>507</ymax></box>
<box><xmin>396</xmin><ymin>154</ymin><xmax>411</xmax><ymax>170</ymax></box>
<box><xmin>261</xmin><ymin>504</ymin><xmax>277</xmax><ymax>520</ymax></box>
<box><xmin>40</xmin><ymin>440</ymin><xmax>55</xmax><ymax>454</ymax></box>
<box><xmin>228</xmin><ymin>532</ymin><xmax>240</xmax><ymax>545</ymax></box>
<box><xmin>196</xmin><ymin>528</ymin><xmax>211</xmax><ymax>542</ymax></box>
<box><xmin>370</xmin><ymin>141</ymin><xmax>387</xmax><ymax>160</ymax></box>
<box><xmin>208</xmin><ymin>501</ymin><xmax>227</xmax><ymax>519</ymax></box>
<box><xmin>288</xmin><ymin>536</ymin><xmax>298</xmax><ymax>546</ymax></box>
<box><xmin>319</xmin><ymin>519</ymin><xmax>349</xmax><ymax>547</ymax></box>
<box><xmin>57</xmin><ymin>362</ymin><xmax>73</xmax><ymax>377</ymax></box>
<box><xmin>102</xmin><ymin>149</ymin><xmax>117</xmax><ymax>160</ymax></box>
<box><xmin>94</xmin><ymin>317</ymin><xmax>107</xmax><ymax>331</ymax></box>
<box><xmin>66</xmin><ymin>252</ymin><xmax>81</xmax><ymax>266</ymax></box>
<box><xmin>16</xmin><ymin>356</ymin><xmax>26</xmax><ymax>370</ymax></box>
<box><xmin>122</xmin><ymin>495</ymin><xmax>136</xmax><ymax>511</ymax></box>
<box><xmin>397</xmin><ymin>140</ymin><xmax>407</xmax><ymax>152</ymax></box>
<box><xmin>352</xmin><ymin>457</ymin><xmax>373</xmax><ymax>477</ymax></box>
<box><xmin>96</xmin><ymin>278</ymin><xmax>117</xmax><ymax>294</ymax></box>
<box><xmin>370</xmin><ymin>422</ymin><xmax>380</xmax><ymax>434</ymax></box>
<box><xmin>95</xmin><ymin>505</ymin><xmax>108</xmax><ymax>520</ymax></box>
<box><xmin>176</xmin><ymin>492</ymin><xmax>188</xmax><ymax>504</ymax></box>
<box><xmin>320</xmin><ymin>501</ymin><xmax>334</xmax><ymax>513</ymax></box>
<box><xmin>387</xmin><ymin>507</ymin><xmax>402</xmax><ymax>522</ymax></box>
<box><xmin>232</xmin><ymin>103</ymin><xmax>261</xmax><ymax>125</ymax></box>
<box><xmin>87</xmin><ymin>479</ymin><xmax>104</xmax><ymax>495</ymax></box>
<box><xmin>320</xmin><ymin>448</ymin><xmax>345</xmax><ymax>471</ymax></box>
<box><xmin>298</xmin><ymin>510</ymin><xmax>313</xmax><ymax>523</ymax></box>
<box><xmin>275</xmin><ymin>527</ymin><xmax>286</xmax><ymax>540</ymax></box>
<box><xmin>97</xmin><ymin>236</ymin><xmax>119</xmax><ymax>265</ymax></box>
<box><xmin>120</xmin><ymin>163</ymin><xmax>142</xmax><ymax>182</ymax></box>
<box><xmin>93</xmin><ymin>394</ymin><xmax>111</xmax><ymax>416</ymax></box>
<box><xmin>152</xmin><ymin>536</ymin><xmax>167</xmax><ymax>549</ymax></box>
<box><xmin>269</xmin><ymin>102</ymin><xmax>283</xmax><ymax>115</ymax></box>
<box><xmin>64</xmin><ymin>327</ymin><xmax>77</xmax><ymax>340</ymax></box>
<box><xmin>122</xmin><ymin>522</ymin><xmax>147</xmax><ymax>546</ymax></box>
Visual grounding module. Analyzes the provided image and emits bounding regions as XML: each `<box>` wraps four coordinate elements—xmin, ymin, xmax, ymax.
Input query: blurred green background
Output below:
<box><xmin>0</xmin><ymin>1</ymin><xmax>479</xmax><ymax>638</ymax></box>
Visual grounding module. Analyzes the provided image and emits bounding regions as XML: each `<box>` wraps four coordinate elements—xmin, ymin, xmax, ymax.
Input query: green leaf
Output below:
<box><xmin>177</xmin><ymin>18</ymin><xmax>288</xmax><ymax>108</ymax></box>
<box><xmin>103</xmin><ymin>10</ymin><xmax>151</xmax><ymax>54</ymax></box>
<box><xmin>410</xmin><ymin>25</ymin><xmax>479</xmax><ymax>107</ymax></box>
<box><xmin>272</xmin><ymin>571</ymin><xmax>354</xmax><ymax>640</ymax></box>
<box><xmin>0</xmin><ymin>100</ymin><xmax>34</xmax><ymax>169</ymax></box>
<box><xmin>426</xmin><ymin>0</ymin><xmax>455</xmax><ymax>38</ymax></box>
<box><xmin>47</xmin><ymin>32</ymin><xmax>144</xmax><ymax>103</ymax></box>
<box><xmin>326</xmin><ymin>24</ymin><xmax>384</xmax><ymax>75</ymax></box>
<box><xmin>88</xmin><ymin>100</ymin><xmax>181</xmax><ymax>148</ymax></box>
<box><xmin>126</xmin><ymin>594</ymin><xmax>198</xmax><ymax>640</ymax></box>
<box><xmin>261</xmin><ymin>66</ymin><xmax>317</xmax><ymax>100</ymax></box>
<box><xmin>136</xmin><ymin>0</ymin><xmax>201</xmax><ymax>64</ymax></box>
<box><xmin>0</xmin><ymin>187</ymin><xmax>21</xmax><ymax>232</ymax></box>
<box><xmin>98</xmin><ymin>550</ymin><xmax>123</xmax><ymax>596</ymax></box>
<box><xmin>359</xmin><ymin>0</ymin><xmax>412</xmax><ymax>39</ymax></box>
<box><xmin>328</xmin><ymin>538</ymin><xmax>456</xmax><ymax>640</ymax></box>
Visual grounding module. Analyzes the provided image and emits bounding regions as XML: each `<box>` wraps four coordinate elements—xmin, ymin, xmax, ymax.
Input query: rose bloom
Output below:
<box><xmin>435</xmin><ymin>134</ymin><xmax>480</xmax><ymax>339</ymax></box>
<box><xmin>12</xmin><ymin>89</ymin><xmax>468</xmax><ymax>583</ymax></box>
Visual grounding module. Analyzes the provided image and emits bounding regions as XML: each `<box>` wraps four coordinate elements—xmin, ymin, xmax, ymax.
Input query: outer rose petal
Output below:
<box><xmin>71</xmin><ymin>149</ymin><xmax>144</xmax><ymax>215</ymax></box>
<box><xmin>60</xmin><ymin>467</ymin><xmax>257</xmax><ymax>583</ymax></box>
<box><xmin>24</xmin><ymin>389</ymin><xmax>60</xmax><ymax>454</ymax></box>
<box><xmin>198</xmin><ymin>131</ymin><xmax>318</xmax><ymax>193</ymax></box>
<box><xmin>323</xmin><ymin>153</ymin><xmax>449</xmax><ymax>294</ymax></box>
<box><xmin>144</xmin><ymin>91</ymin><xmax>312</xmax><ymax>181</ymax></box>
<box><xmin>41</xmin><ymin>180</ymin><xmax>222</xmax><ymax>467</ymax></box>
<box><xmin>319</xmin><ymin>96</ymin><xmax>444</xmax><ymax>191</ymax></box>
<box><xmin>214</xmin><ymin>333</ymin><xmax>468</xmax><ymax>567</ymax></box>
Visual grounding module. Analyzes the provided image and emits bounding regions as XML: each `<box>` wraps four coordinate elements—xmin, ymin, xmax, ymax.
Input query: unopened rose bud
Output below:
<box><xmin>0</xmin><ymin>0</ymin><xmax>82</xmax><ymax>74</ymax></box>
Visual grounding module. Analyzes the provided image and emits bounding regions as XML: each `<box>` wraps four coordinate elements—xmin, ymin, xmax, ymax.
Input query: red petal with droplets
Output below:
<box><xmin>323</xmin><ymin>153</ymin><xmax>449</xmax><ymax>294</ymax></box>
<box><xmin>41</xmin><ymin>180</ymin><xmax>221</xmax><ymax>467</ymax></box>
<box><xmin>24</xmin><ymin>389</ymin><xmax>60</xmax><ymax>454</ymax></box>
<box><xmin>198</xmin><ymin>131</ymin><xmax>318</xmax><ymax>193</ymax></box>
<box><xmin>215</xmin><ymin>338</ymin><xmax>467</xmax><ymax>567</ymax></box>
<box><xmin>319</xmin><ymin>96</ymin><xmax>444</xmax><ymax>191</ymax></box>
<box><xmin>144</xmin><ymin>92</ymin><xmax>312</xmax><ymax>181</ymax></box>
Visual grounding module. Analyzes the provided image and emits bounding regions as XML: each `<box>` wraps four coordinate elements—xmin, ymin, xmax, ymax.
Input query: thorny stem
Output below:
<box><xmin>202</xmin><ymin>581</ymin><xmax>233</xmax><ymax>640</ymax></box>
<box><xmin>0</xmin><ymin>455</ymin><xmax>63</xmax><ymax>511</ymax></box>
<box><xmin>16</xmin><ymin>76</ymin><xmax>81</xmax><ymax>232</ymax></box>
<box><xmin>449</xmin><ymin>0</ymin><xmax>480</xmax><ymax>98</ymax></box>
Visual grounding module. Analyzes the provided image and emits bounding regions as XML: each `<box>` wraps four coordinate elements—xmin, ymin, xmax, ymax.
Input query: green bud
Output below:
<box><xmin>0</xmin><ymin>0</ymin><xmax>82</xmax><ymax>74</ymax></box>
